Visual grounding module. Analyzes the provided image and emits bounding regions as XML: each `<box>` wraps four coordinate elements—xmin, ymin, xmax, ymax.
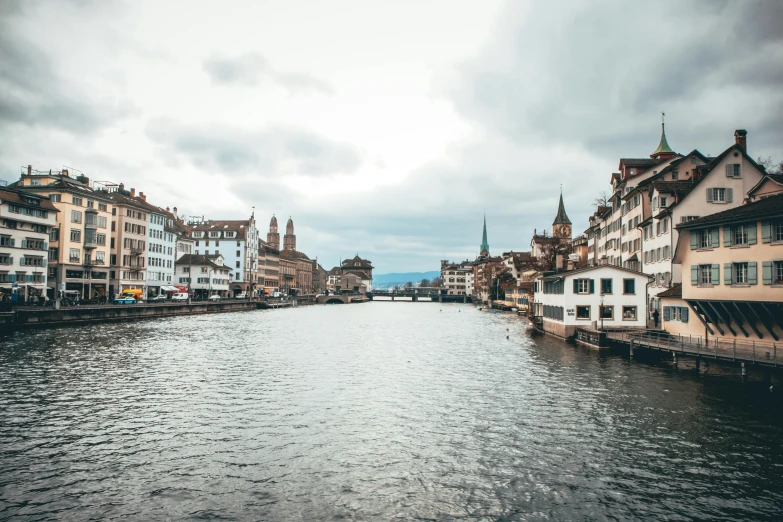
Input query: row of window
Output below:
<box><xmin>663</xmin><ymin>306</ymin><xmax>689</xmax><ymax>323</ymax></box>
<box><xmin>575</xmin><ymin>305</ymin><xmax>637</xmax><ymax>321</ymax></box>
<box><xmin>543</xmin><ymin>305</ymin><xmax>564</xmax><ymax>320</ymax></box>
<box><xmin>0</xmin><ymin>272</ymin><xmax>45</xmax><ymax>283</ymax></box>
<box><xmin>538</xmin><ymin>277</ymin><xmax>636</xmax><ymax>295</ymax></box>
<box><xmin>149</xmin><ymin>229</ymin><xmax>174</xmax><ymax>241</ymax></box>
<box><xmin>8</xmin><ymin>204</ymin><xmax>49</xmax><ymax>219</ymax></box>
<box><xmin>644</xmin><ymin>246</ymin><xmax>671</xmax><ymax>264</ymax></box>
<box><xmin>148</xmin><ymin>243</ymin><xmax>173</xmax><ymax>255</ymax></box>
<box><xmin>147</xmin><ymin>257</ymin><xmax>173</xmax><ymax>268</ymax></box>
<box><xmin>691</xmin><ymin>261</ymin><xmax>783</xmax><ymax>285</ymax></box>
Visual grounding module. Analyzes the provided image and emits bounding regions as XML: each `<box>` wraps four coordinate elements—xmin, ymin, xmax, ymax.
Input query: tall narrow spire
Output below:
<box><xmin>652</xmin><ymin>111</ymin><xmax>674</xmax><ymax>158</ymax></box>
<box><xmin>480</xmin><ymin>213</ymin><xmax>489</xmax><ymax>256</ymax></box>
<box><xmin>553</xmin><ymin>192</ymin><xmax>571</xmax><ymax>225</ymax></box>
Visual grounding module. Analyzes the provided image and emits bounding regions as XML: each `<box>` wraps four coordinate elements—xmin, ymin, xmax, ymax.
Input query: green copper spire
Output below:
<box><xmin>652</xmin><ymin>112</ymin><xmax>674</xmax><ymax>156</ymax></box>
<box><xmin>480</xmin><ymin>213</ymin><xmax>489</xmax><ymax>256</ymax></box>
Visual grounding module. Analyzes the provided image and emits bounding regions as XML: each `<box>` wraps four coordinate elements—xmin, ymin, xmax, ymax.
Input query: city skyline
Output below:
<box><xmin>2</xmin><ymin>0</ymin><xmax>782</xmax><ymax>272</ymax></box>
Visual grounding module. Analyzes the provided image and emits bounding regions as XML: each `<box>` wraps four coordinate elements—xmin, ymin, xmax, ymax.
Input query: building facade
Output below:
<box><xmin>441</xmin><ymin>259</ymin><xmax>474</xmax><ymax>295</ymax></box>
<box><xmin>0</xmin><ymin>187</ymin><xmax>59</xmax><ymax>302</ymax></box>
<box><xmin>190</xmin><ymin>215</ymin><xmax>259</xmax><ymax>296</ymax></box>
<box><xmin>174</xmin><ymin>254</ymin><xmax>231</xmax><ymax>299</ymax></box>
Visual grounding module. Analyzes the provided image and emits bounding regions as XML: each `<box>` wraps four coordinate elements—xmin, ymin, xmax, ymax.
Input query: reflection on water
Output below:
<box><xmin>1</xmin><ymin>303</ymin><xmax>782</xmax><ymax>520</ymax></box>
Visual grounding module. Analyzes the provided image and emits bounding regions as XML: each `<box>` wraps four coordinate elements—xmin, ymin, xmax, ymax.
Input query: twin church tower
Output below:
<box><xmin>267</xmin><ymin>215</ymin><xmax>296</xmax><ymax>251</ymax></box>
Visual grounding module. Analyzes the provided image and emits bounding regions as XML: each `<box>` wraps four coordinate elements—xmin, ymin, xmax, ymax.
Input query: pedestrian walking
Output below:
<box><xmin>653</xmin><ymin>309</ymin><xmax>660</xmax><ymax>328</ymax></box>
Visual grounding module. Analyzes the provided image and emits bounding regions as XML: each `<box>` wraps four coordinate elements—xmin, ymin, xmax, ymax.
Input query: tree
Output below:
<box><xmin>430</xmin><ymin>277</ymin><xmax>443</xmax><ymax>288</ymax></box>
<box><xmin>537</xmin><ymin>227</ymin><xmax>574</xmax><ymax>272</ymax></box>
<box><xmin>593</xmin><ymin>191</ymin><xmax>609</xmax><ymax>209</ymax></box>
<box><xmin>404</xmin><ymin>281</ymin><xmax>413</xmax><ymax>289</ymax></box>
<box><xmin>420</xmin><ymin>278</ymin><xmax>431</xmax><ymax>287</ymax></box>
<box><xmin>758</xmin><ymin>155</ymin><xmax>783</xmax><ymax>175</ymax></box>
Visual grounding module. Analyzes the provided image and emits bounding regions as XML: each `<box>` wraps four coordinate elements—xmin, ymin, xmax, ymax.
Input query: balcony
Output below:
<box><xmin>130</xmin><ymin>247</ymin><xmax>144</xmax><ymax>256</ymax></box>
<box><xmin>83</xmin><ymin>258</ymin><xmax>106</xmax><ymax>266</ymax></box>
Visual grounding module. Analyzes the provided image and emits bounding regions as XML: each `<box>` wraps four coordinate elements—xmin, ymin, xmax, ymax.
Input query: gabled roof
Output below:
<box><xmin>676</xmin><ymin>192</ymin><xmax>783</xmax><ymax>229</ymax></box>
<box><xmin>619</xmin><ymin>158</ymin><xmax>659</xmax><ymax>167</ymax></box>
<box><xmin>0</xmin><ymin>187</ymin><xmax>60</xmax><ymax>212</ymax></box>
<box><xmin>747</xmin><ymin>173</ymin><xmax>783</xmax><ymax>197</ymax></box>
<box><xmin>539</xmin><ymin>264</ymin><xmax>652</xmax><ymax>281</ymax></box>
<box><xmin>650</xmin><ymin>180</ymin><xmax>693</xmax><ymax>196</ymax></box>
<box><xmin>175</xmin><ymin>254</ymin><xmax>231</xmax><ymax>271</ymax></box>
<box><xmin>280</xmin><ymin>249</ymin><xmax>311</xmax><ymax>261</ymax></box>
<box><xmin>106</xmin><ymin>191</ymin><xmax>166</xmax><ymax>214</ymax></box>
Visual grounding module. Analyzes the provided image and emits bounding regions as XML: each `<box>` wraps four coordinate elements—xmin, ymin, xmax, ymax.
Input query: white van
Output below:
<box><xmin>171</xmin><ymin>293</ymin><xmax>189</xmax><ymax>301</ymax></box>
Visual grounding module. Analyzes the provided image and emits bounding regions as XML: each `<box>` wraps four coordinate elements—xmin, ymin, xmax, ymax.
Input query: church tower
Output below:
<box><xmin>283</xmin><ymin>217</ymin><xmax>296</xmax><ymax>251</ymax></box>
<box><xmin>479</xmin><ymin>213</ymin><xmax>489</xmax><ymax>257</ymax></box>
<box><xmin>552</xmin><ymin>191</ymin><xmax>572</xmax><ymax>239</ymax></box>
<box><xmin>267</xmin><ymin>215</ymin><xmax>280</xmax><ymax>250</ymax></box>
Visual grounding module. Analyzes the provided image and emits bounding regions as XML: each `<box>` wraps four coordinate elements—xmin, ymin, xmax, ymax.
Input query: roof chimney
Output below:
<box><xmin>119</xmin><ymin>183</ymin><xmax>125</xmax><ymax>192</ymax></box>
<box><xmin>130</xmin><ymin>188</ymin><xmax>136</xmax><ymax>198</ymax></box>
<box><xmin>173</xmin><ymin>206</ymin><xmax>178</xmax><ymax>215</ymax></box>
<box><xmin>139</xmin><ymin>192</ymin><xmax>146</xmax><ymax>202</ymax></box>
<box><xmin>27</xmin><ymin>165</ymin><xmax>31</xmax><ymax>175</ymax></box>
<box><xmin>62</xmin><ymin>169</ymin><xmax>69</xmax><ymax>177</ymax></box>
<box><xmin>734</xmin><ymin>129</ymin><xmax>747</xmax><ymax>152</ymax></box>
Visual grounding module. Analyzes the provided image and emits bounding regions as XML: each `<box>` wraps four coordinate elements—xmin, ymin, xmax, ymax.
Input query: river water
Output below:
<box><xmin>1</xmin><ymin>303</ymin><xmax>782</xmax><ymax>521</ymax></box>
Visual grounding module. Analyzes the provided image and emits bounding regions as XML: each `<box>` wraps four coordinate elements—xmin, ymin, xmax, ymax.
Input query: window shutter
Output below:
<box><xmin>711</xmin><ymin>228</ymin><xmax>720</xmax><ymax>248</ymax></box>
<box><xmin>681</xmin><ymin>307</ymin><xmax>689</xmax><ymax>322</ymax></box>
<box><xmin>762</xmin><ymin>261</ymin><xmax>773</xmax><ymax>285</ymax></box>
<box><xmin>748</xmin><ymin>224</ymin><xmax>757</xmax><ymax>245</ymax></box>
<box><xmin>711</xmin><ymin>264</ymin><xmax>720</xmax><ymax>284</ymax></box>
<box><xmin>726</xmin><ymin>164</ymin><xmax>731</xmax><ymax>177</ymax></box>
<box><xmin>573</xmin><ymin>279</ymin><xmax>579</xmax><ymax>294</ymax></box>
<box><xmin>663</xmin><ymin>306</ymin><xmax>670</xmax><ymax>321</ymax></box>
<box><xmin>761</xmin><ymin>222</ymin><xmax>771</xmax><ymax>243</ymax></box>
<box><xmin>689</xmin><ymin>231</ymin><xmax>698</xmax><ymax>250</ymax></box>
<box><xmin>589</xmin><ymin>279</ymin><xmax>595</xmax><ymax>294</ymax></box>
<box><xmin>724</xmin><ymin>263</ymin><xmax>732</xmax><ymax>285</ymax></box>
<box><xmin>706</xmin><ymin>188</ymin><xmax>713</xmax><ymax>202</ymax></box>
<box><xmin>748</xmin><ymin>262</ymin><xmax>757</xmax><ymax>285</ymax></box>
<box><xmin>726</xmin><ymin>188</ymin><xmax>733</xmax><ymax>203</ymax></box>
<box><xmin>691</xmin><ymin>265</ymin><xmax>698</xmax><ymax>285</ymax></box>
<box><xmin>723</xmin><ymin>225</ymin><xmax>732</xmax><ymax>247</ymax></box>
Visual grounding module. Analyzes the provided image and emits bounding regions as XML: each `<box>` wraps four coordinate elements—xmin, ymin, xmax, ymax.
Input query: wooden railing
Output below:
<box><xmin>606</xmin><ymin>330</ymin><xmax>779</xmax><ymax>367</ymax></box>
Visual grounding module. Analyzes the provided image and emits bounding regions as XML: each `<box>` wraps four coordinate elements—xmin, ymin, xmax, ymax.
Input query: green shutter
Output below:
<box><xmin>723</xmin><ymin>225</ymin><xmax>732</xmax><ymax>247</ymax></box>
<box><xmin>711</xmin><ymin>228</ymin><xmax>720</xmax><ymax>248</ymax></box>
<box><xmin>762</xmin><ymin>222</ymin><xmax>771</xmax><ymax>243</ymax></box>
<box><xmin>663</xmin><ymin>306</ymin><xmax>670</xmax><ymax>321</ymax></box>
<box><xmin>690</xmin><ymin>230</ymin><xmax>698</xmax><ymax>250</ymax></box>
<box><xmin>762</xmin><ymin>261</ymin><xmax>773</xmax><ymax>285</ymax></box>
<box><xmin>711</xmin><ymin>264</ymin><xmax>720</xmax><ymax>285</ymax></box>
<box><xmin>748</xmin><ymin>223</ymin><xmax>757</xmax><ymax>245</ymax></box>
<box><xmin>681</xmin><ymin>307</ymin><xmax>689</xmax><ymax>322</ymax></box>
<box><xmin>748</xmin><ymin>262</ymin><xmax>757</xmax><ymax>285</ymax></box>
<box><xmin>726</xmin><ymin>188</ymin><xmax>733</xmax><ymax>203</ymax></box>
<box><xmin>589</xmin><ymin>279</ymin><xmax>595</xmax><ymax>294</ymax></box>
<box><xmin>724</xmin><ymin>263</ymin><xmax>732</xmax><ymax>285</ymax></box>
<box><xmin>573</xmin><ymin>279</ymin><xmax>579</xmax><ymax>294</ymax></box>
<box><xmin>691</xmin><ymin>265</ymin><xmax>698</xmax><ymax>285</ymax></box>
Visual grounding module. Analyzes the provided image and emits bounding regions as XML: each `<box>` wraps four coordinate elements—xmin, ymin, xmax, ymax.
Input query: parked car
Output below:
<box><xmin>150</xmin><ymin>294</ymin><xmax>168</xmax><ymax>301</ymax></box>
<box><xmin>208</xmin><ymin>294</ymin><xmax>221</xmax><ymax>301</ymax></box>
<box><xmin>235</xmin><ymin>293</ymin><xmax>248</xmax><ymax>299</ymax></box>
<box><xmin>114</xmin><ymin>296</ymin><xmax>136</xmax><ymax>305</ymax></box>
<box><xmin>171</xmin><ymin>293</ymin><xmax>189</xmax><ymax>301</ymax></box>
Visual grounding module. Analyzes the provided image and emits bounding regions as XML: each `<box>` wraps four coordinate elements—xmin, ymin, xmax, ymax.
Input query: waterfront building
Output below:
<box><xmin>0</xmin><ymin>187</ymin><xmax>59</xmax><ymax>302</ymax></box>
<box><xmin>532</xmin><ymin>265</ymin><xmax>652</xmax><ymax>339</ymax></box>
<box><xmin>279</xmin><ymin>248</ymin><xmax>314</xmax><ymax>294</ymax></box>
<box><xmin>326</xmin><ymin>267</ymin><xmax>341</xmax><ymax>291</ymax></box>
<box><xmin>12</xmin><ymin>168</ymin><xmax>113</xmax><ymax>300</ymax></box>
<box><xmin>472</xmin><ymin>256</ymin><xmax>504</xmax><ymax>303</ymax></box>
<box><xmin>312</xmin><ymin>261</ymin><xmax>327</xmax><ymax>294</ymax></box>
<box><xmin>660</xmin><ymin>190</ymin><xmax>783</xmax><ymax>343</ymax></box>
<box><xmin>440</xmin><ymin>259</ymin><xmax>474</xmax><ymax>296</ymax></box>
<box><xmin>190</xmin><ymin>214</ymin><xmax>259</xmax><ymax>297</ymax></box>
<box><xmin>334</xmin><ymin>272</ymin><xmax>366</xmax><ymax>294</ymax></box>
<box><xmin>174</xmin><ymin>254</ymin><xmax>231</xmax><ymax>299</ymax></box>
<box><xmin>279</xmin><ymin>255</ymin><xmax>297</xmax><ymax>294</ymax></box>
<box><xmin>145</xmin><ymin>206</ymin><xmax>178</xmax><ymax>298</ymax></box>
<box><xmin>339</xmin><ymin>255</ymin><xmax>374</xmax><ymax>291</ymax></box>
<box><xmin>258</xmin><ymin>240</ymin><xmax>280</xmax><ymax>295</ymax></box>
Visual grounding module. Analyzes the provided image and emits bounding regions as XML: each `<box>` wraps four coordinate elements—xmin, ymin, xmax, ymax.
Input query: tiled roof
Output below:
<box><xmin>280</xmin><ymin>249</ymin><xmax>311</xmax><ymax>261</ymax></box>
<box><xmin>676</xmin><ymin>192</ymin><xmax>783</xmax><ymax>229</ymax></box>
<box><xmin>619</xmin><ymin>158</ymin><xmax>659</xmax><ymax>167</ymax></box>
<box><xmin>176</xmin><ymin>254</ymin><xmax>231</xmax><ymax>271</ymax></box>
<box><xmin>540</xmin><ymin>264</ymin><xmax>652</xmax><ymax>281</ymax></box>
<box><xmin>106</xmin><ymin>191</ymin><xmax>166</xmax><ymax>214</ymax></box>
<box><xmin>657</xmin><ymin>283</ymin><xmax>682</xmax><ymax>298</ymax></box>
<box><xmin>0</xmin><ymin>187</ymin><xmax>60</xmax><ymax>212</ymax></box>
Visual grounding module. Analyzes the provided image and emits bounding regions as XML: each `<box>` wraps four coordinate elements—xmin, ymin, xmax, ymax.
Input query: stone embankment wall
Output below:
<box><xmin>0</xmin><ymin>301</ymin><xmax>257</xmax><ymax>330</ymax></box>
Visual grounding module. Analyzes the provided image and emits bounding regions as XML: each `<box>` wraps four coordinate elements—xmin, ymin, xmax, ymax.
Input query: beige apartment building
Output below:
<box><xmin>107</xmin><ymin>187</ymin><xmax>154</xmax><ymax>297</ymax></box>
<box><xmin>12</xmin><ymin>168</ymin><xmax>113</xmax><ymax>300</ymax></box>
<box><xmin>661</xmin><ymin>189</ymin><xmax>783</xmax><ymax>344</ymax></box>
<box><xmin>258</xmin><ymin>240</ymin><xmax>280</xmax><ymax>295</ymax></box>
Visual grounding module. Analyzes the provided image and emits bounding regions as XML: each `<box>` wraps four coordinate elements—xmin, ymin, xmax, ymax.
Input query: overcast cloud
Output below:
<box><xmin>1</xmin><ymin>0</ymin><xmax>781</xmax><ymax>272</ymax></box>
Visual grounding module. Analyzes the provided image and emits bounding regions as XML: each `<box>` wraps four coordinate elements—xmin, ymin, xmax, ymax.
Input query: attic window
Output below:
<box><xmin>224</xmin><ymin>225</ymin><xmax>228</xmax><ymax>228</ymax></box>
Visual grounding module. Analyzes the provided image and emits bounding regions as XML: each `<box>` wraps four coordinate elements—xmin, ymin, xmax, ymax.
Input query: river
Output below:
<box><xmin>1</xmin><ymin>303</ymin><xmax>781</xmax><ymax>520</ymax></box>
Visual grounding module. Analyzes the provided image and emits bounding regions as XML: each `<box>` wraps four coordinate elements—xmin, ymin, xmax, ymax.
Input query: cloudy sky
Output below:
<box><xmin>2</xmin><ymin>0</ymin><xmax>782</xmax><ymax>273</ymax></box>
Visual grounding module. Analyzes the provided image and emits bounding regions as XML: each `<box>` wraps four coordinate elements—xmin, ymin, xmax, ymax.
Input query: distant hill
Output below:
<box><xmin>373</xmin><ymin>271</ymin><xmax>440</xmax><ymax>288</ymax></box>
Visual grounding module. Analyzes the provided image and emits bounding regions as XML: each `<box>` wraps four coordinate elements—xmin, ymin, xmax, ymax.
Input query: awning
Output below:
<box><xmin>627</xmin><ymin>253</ymin><xmax>638</xmax><ymax>262</ymax></box>
<box><xmin>160</xmin><ymin>285</ymin><xmax>179</xmax><ymax>292</ymax></box>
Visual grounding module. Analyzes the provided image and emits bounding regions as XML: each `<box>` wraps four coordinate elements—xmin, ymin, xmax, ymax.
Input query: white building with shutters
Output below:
<box><xmin>533</xmin><ymin>265</ymin><xmax>652</xmax><ymax>339</ymax></box>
